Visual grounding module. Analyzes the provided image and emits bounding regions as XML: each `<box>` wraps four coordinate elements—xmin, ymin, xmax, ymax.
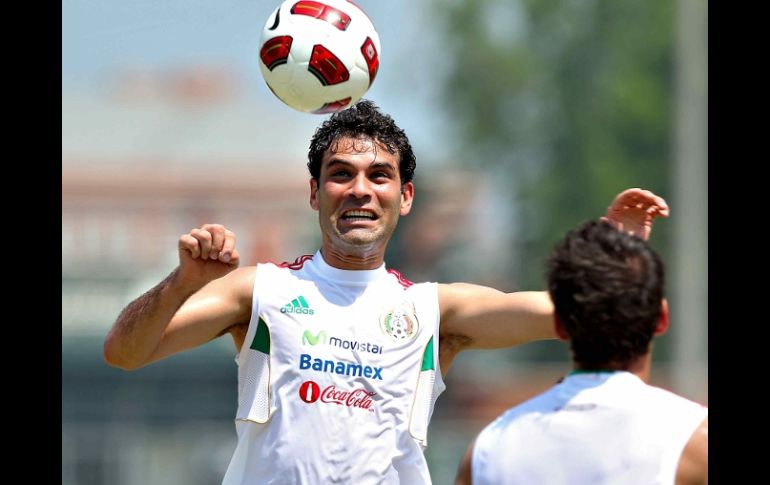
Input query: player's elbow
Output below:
<box><xmin>103</xmin><ymin>336</ymin><xmax>144</xmax><ymax>371</ymax></box>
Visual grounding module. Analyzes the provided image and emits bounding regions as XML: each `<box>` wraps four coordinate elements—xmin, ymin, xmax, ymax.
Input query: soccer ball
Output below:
<box><xmin>258</xmin><ymin>0</ymin><xmax>381</xmax><ymax>114</ymax></box>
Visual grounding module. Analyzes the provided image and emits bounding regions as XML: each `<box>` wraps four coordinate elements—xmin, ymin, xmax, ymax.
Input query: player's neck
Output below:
<box><xmin>320</xmin><ymin>246</ymin><xmax>385</xmax><ymax>270</ymax></box>
<box><xmin>629</xmin><ymin>353</ymin><xmax>653</xmax><ymax>383</ymax></box>
<box><xmin>573</xmin><ymin>353</ymin><xmax>653</xmax><ymax>383</ymax></box>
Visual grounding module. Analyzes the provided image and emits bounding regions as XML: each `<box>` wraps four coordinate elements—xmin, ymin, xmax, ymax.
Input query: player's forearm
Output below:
<box><xmin>103</xmin><ymin>268</ymin><xmax>198</xmax><ymax>370</ymax></box>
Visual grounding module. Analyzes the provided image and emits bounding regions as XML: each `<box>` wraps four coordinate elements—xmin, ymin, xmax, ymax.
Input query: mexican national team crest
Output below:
<box><xmin>379</xmin><ymin>302</ymin><xmax>419</xmax><ymax>342</ymax></box>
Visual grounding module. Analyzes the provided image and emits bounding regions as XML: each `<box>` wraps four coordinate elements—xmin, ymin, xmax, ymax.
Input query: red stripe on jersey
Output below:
<box><xmin>387</xmin><ymin>268</ymin><xmax>413</xmax><ymax>289</ymax></box>
<box><xmin>279</xmin><ymin>254</ymin><xmax>314</xmax><ymax>270</ymax></box>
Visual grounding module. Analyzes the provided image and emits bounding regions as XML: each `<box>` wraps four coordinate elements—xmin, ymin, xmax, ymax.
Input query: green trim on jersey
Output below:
<box><xmin>250</xmin><ymin>317</ymin><xmax>271</xmax><ymax>354</ymax></box>
<box><xmin>569</xmin><ymin>369</ymin><xmax>618</xmax><ymax>376</ymax></box>
<box><xmin>420</xmin><ymin>336</ymin><xmax>434</xmax><ymax>371</ymax></box>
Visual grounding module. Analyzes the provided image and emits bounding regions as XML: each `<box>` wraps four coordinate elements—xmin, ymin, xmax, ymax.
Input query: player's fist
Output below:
<box><xmin>603</xmin><ymin>188</ymin><xmax>669</xmax><ymax>241</ymax></box>
<box><xmin>177</xmin><ymin>224</ymin><xmax>241</xmax><ymax>286</ymax></box>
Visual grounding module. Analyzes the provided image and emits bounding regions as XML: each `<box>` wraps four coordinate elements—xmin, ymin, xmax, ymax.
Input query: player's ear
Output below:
<box><xmin>399</xmin><ymin>182</ymin><xmax>414</xmax><ymax>216</ymax></box>
<box><xmin>554</xmin><ymin>315</ymin><xmax>569</xmax><ymax>340</ymax></box>
<box><xmin>310</xmin><ymin>178</ymin><xmax>319</xmax><ymax>211</ymax></box>
<box><xmin>654</xmin><ymin>298</ymin><xmax>670</xmax><ymax>336</ymax></box>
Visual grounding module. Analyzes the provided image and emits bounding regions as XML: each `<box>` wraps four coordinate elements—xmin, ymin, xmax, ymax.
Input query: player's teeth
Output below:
<box><xmin>346</xmin><ymin>211</ymin><xmax>372</xmax><ymax>218</ymax></box>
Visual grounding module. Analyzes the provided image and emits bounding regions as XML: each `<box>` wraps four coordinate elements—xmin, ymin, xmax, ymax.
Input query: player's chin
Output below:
<box><xmin>337</xmin><ymin>227</ymin><xmax>383</xmax><ymax>245</ymax></box>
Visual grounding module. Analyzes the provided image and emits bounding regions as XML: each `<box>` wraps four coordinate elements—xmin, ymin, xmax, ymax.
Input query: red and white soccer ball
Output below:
<box><xmin>258</xmin><ymin>0</ymin><xmax>381</xmax><ymax>114</ymax></box>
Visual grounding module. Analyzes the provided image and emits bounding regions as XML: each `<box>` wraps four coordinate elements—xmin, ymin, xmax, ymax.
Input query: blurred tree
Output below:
<box><xmin>432</xmin><ymin>0</ymin><xmax>675</xmax><ymax>291</ymax></box>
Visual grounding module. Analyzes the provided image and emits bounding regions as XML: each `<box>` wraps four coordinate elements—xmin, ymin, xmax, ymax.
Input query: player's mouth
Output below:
<box><xmin>340</xmin><ymin>209</ymin><xmax>378</xmax><ymax>222</ymax></box>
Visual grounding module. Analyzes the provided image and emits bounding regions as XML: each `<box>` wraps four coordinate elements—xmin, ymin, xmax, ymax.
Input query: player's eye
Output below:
<box><xmin>370</xmin><ymin>171</ymin><xmax>390</xmax><ymax>181</ymax></box>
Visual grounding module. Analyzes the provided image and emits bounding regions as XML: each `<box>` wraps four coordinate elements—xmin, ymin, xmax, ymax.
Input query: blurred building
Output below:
<box><xmin>62</xmin><ymin>162</ymin><xmax>312</xmax><ymax>333</ymax></box>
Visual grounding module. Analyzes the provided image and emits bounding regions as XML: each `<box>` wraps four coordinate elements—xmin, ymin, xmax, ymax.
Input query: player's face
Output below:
<box><xmin>310</xmin><ymin>136</ymin><xmax>414</xmax><ymax>259</ymax></box>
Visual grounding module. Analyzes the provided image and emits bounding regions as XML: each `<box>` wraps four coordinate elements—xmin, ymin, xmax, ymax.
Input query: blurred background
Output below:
<box><xmin>62</xmin><ymin>0</ymin><xmax>707</xmax><ymax>483</ymax></box>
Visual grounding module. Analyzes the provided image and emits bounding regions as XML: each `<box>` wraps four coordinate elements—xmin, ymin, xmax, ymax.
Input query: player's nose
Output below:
<box><xmin>347</xmin><ymin>173</ymin><xmax>372</xmax><ymax>199</ymax></box>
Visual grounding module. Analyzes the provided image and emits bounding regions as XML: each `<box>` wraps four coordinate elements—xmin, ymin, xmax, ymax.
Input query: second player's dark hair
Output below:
<box><xmin>547</xmin><ymin>220</ymin><xmax>665</xmax><ymax>369</ymax></box>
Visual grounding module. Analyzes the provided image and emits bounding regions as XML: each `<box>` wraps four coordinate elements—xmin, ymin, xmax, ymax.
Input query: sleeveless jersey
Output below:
<box><xmin>472</xmin><ymin>371</ymin><xmax>707</xmax><ymax>485</ymax></box>
<box><xmin>222</xmin><ymin>251</ymin><xmax>446</xmax><ymax>485</ymax></box>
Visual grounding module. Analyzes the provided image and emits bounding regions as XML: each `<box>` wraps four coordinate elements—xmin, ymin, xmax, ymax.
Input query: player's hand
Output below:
<box><xmin>602</xmin><ymin>188</ymin><xmax>669</xmax><ymax>241</ymax></box>
<box><xmin>177</xmin><ymin>224</ymin><xmax>241</xmax><ymax>286</ymax></box>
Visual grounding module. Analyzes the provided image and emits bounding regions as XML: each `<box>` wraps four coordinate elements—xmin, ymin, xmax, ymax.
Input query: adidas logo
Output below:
<box><xmin>281</xmin><ymin>295</ymin><xmax>315</xmax><ymax>315</ymax></box>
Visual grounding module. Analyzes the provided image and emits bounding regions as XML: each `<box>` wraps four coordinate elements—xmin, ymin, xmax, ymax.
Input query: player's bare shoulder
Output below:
<box><xmin>227</xmin><ymin>265</ymin><xmax>258</xmax><ymax>303</ymax></box>
<box><xmin>200</xmin><ymin>265</ymin><xmax>258</xmax><ymax>323</ymax></box>
<box><xmin>675</xmin><ymin>416</ymin><xmax>708</xmax><ymax>485</ymax></box>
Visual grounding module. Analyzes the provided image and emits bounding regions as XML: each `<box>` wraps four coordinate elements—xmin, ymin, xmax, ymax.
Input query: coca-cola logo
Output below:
<box><xmin>298</xmin><ymin>381</ymin><xmax>375</xmax><ymax>412</ymax></box>
<box><xmin>299</xmin><ymin>381</ymin><xmax>321</xmax><ymax>403</ymax></box>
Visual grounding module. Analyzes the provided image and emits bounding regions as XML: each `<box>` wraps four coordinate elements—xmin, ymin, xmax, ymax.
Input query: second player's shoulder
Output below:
<box><xmin>675</xmin><ymin>416</ymin><xmax>708</xmax><ymax>485</ymax></box>
<box><xmin>636</xmin><ymin>380</ymin><xmax>708</xmax><ymax>415</ymax></box>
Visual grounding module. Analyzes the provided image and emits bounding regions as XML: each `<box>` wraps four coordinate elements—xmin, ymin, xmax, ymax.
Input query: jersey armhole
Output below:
<box><xmin>235</xmin><ymin>263</ymin><xmax>264</xmax><ymax>365</ymax></box>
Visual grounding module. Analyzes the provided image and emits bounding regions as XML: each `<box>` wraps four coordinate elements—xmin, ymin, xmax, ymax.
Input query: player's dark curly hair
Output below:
<box><xmin>547</xmin><ymin>220</ymin><xmax>665</xmax><ymax>370</ymax></box>
<box><xmin>307</xmin><ymin>99</ymin><xmax>416</xmax><ymax>184</ymax></box>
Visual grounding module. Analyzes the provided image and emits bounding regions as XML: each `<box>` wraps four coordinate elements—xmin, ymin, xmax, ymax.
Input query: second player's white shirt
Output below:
<box><xmin>222</xmin><ymin>251</ymin><xmax>445</xmax><ymax>485</ymax></box>
<box><xmin>472</xmin><ymin>371</ymin><xmax>707</xmax><ymax>485</ymax></box>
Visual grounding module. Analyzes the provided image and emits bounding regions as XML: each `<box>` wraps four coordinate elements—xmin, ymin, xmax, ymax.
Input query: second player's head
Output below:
<box><xmin>547</xmin><ymin>220</ymin><xmax>667</xmax><ymax>370</ymax></box>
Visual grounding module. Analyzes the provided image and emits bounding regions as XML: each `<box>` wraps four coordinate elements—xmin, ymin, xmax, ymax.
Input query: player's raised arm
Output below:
<box><xmin>438</xmin><ymin>284</ymin><xmax>554</xmax><ymax>372</ymax></box>
<box><xmin>437</xmin><ymin>188</ymin><xmax>669</xmax><ymax>374</ymax></box>
<box><xmin>602</xmin><ymin>187</ymin><xmax>669</xmax><ymax>241</ymax></box>
<box><xmin>103</xmin><ymin>224</ymin><xmax>253</xmax><ymax>370</ymax></box>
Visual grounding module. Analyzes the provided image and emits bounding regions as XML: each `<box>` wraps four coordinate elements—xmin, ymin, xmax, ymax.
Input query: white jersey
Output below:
<box><xmin>223</xmin><ymin>251</ymin><xmax>445</xmax><ymax>485</ymax></box>
<box><xmin>472</xmin><ymin>371</ymin><xmax>707</xmax><ymax>485</ymax></box>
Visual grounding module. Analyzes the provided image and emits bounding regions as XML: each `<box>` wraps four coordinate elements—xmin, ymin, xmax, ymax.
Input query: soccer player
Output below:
<box><xmin>455</xmin><ymin>220</ymin><xmax>707</xmax><ymax>485</ymax></box>
<box><xmin>104</xmin><ymin>100</ymin><xmax>670</xmax><ymax>484</ymax></box>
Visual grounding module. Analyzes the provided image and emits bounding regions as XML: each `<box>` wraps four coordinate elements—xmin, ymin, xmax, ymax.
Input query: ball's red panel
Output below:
<box><xmin>312</xmin><ymin>97</ymin><xmax>352</xmax><ymax>114</ymax></box>
<box><xmin>360</xmin><ymin>37</ymin><xmax>379</xmax><ymax>87</ymax></box>
<box><xmin>308</xmin><ymin>45</ymin><xmax>350</xmax><ymax>86</ymax></box>
<box><xmin>260</xmin><ymin>36</ymin><xmax>293</xmax><ymax>71</ymax></box>
<box><xmin>290</xmin><ymin>1</ymin><xmax>352</xmax><ymax>31</ymax></box>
